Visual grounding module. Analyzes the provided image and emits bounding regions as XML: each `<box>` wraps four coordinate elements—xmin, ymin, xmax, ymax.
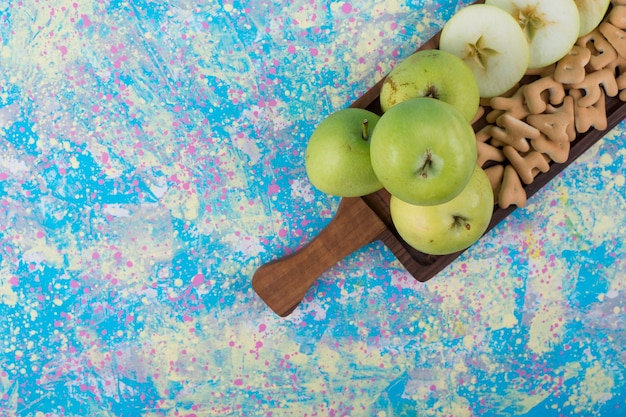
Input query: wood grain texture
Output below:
<box><xmin>252</xmin><ymin>197</ymin><xmax>388</xmax><ymax>317</ymax></box>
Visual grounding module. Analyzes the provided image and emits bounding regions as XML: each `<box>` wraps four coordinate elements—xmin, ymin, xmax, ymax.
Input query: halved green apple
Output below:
<box><xmin>439</xmin><ymin>4</ymin><xmax>530</xmax><ymax>98</ymax></box>
<box><xmin>486</xmin><ymin>0</ymin><xmax>580</xmax><ymax>69</ymax></box>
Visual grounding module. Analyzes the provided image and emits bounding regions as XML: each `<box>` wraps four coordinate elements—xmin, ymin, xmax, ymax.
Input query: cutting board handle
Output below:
<box><xmin>252</xmin><ymin>197</ymin><xmax>388</xmax><ymax>317</ymax></box>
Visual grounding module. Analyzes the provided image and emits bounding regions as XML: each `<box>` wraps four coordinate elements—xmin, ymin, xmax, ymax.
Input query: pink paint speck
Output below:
<box><xmin>287</xmin><ymin>45</ymin><xmax>296</xmax><ymax>54</ymax></box>
<box><xmin>81</xmin><ymin>14</ymin><xmax>92</xmax><ymax>27</ymax></box>
<box><xmin>341</xmin><ymin>3</ymin><xmax>352</xmax><ymax>13</ymax></box>
<box><xmin>309</xmin><ymin>47</ymin><xmax>318</xmax><ymax>57</ymax></box>
<box><xmin>268</xmin><ymin>184</ymin><xmax>280</xmax><ymax>195</ymax></box>
<box><xmin>234</xmin><ymin>378</ymin><xmax>243</xmax><ymax>386</ymax></box>
<box><xmin>192</xmin><ymin>273</ymin><xmax>205</xmax><ymax>287</ymax></box>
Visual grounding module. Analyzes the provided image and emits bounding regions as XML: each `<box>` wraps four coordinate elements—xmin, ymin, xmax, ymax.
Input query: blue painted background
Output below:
<box><xmin>0</xmin><ymin>0</ymin><xmax>624</xmax><ymax>416</ymax></box>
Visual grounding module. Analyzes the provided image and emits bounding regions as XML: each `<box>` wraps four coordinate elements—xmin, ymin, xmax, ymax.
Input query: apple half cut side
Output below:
<box><xmin>575</xmin><ymin>0</ymin><xmax>612</xmax><ymax>37</ymax></box>
<box><xmin>485</xmin><ymin>0</ymin><xmax>580</xmax><ymax>69</ymax></box>
<box><xmin>439</xmin><ymin>3</ymin><xmax>530</xmax><ymax>98</ymax></box>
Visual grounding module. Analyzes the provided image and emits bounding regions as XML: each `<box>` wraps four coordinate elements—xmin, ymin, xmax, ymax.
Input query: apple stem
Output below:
<box><xmin>418</xmin><ymin>150</ymin><xmax>433</xmax><ymax>178</ymax></box>
<box><xmin>453</xmin><ymin>215</ymin><xmax>471</xmax><ymax>231</ymax></box>
<box><xmin>361</xmin><ymin>119</ymin><xmax>370</xmax><ymax>141</ymax></box>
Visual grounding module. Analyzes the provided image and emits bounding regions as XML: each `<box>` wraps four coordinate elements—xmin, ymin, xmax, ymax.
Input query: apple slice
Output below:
<box><xmin>574</xmin><ymin>0</ymin><xmax>612</xmax><ymax>37</ymax></box>
<box><xmin>486</xmin><ymin>0</ymin><xmax>580</xmax><ymax>69</ymax></box>
<box><xmin>439</xmin><ymin>4</ymin><xmax>530</xmax><ymax>98</ymax></box>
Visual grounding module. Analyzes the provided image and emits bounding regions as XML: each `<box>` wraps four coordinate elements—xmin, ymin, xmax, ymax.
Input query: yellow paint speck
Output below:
<box><xmin>600</xmin><ymin>153</ymin><xmax>613</xmax><ymax>165</ymax></box>
<box><xmin>174</xmin><ymin>278</ymin><xmax>183</xmax><ymax>287</ymax></box>
<box><xmin>501</xmin><ymin>313</ymin><xmax>518</xmax><ymax>328</ymax></box>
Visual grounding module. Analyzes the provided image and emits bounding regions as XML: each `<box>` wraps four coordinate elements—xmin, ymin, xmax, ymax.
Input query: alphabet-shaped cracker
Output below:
<box><xmin>502</xmin><ymin>146</ymin><xmax>551</xmax><ymax>185</ymax></box>
<box><xmin>609</xmin><ymin>5</ymin><xmax>626</xmax><ymax>30</ymax></box>
<box><xmin>577</xmin><ymin>28</ymin><xmax>619</xmax><ymax>70</ymax></box>
<box><xmin>475</xmin><ymin>124</ymin><xmax>495</xmax><ymax>143</ymax></box>
<box><xmin>526</xmin><ymin>95</ymin><xmax>575</xmax><ymax>143</ymax></box>
<box><xmin>570</xmin><ymin>68</ymin><xmax>618</xmax><ymax>107</ymax></box>
<box><xmin>570</xmin><ymin>88</ymin><xmax>608</xmax><ymax>132</ymax></box>
<box><xmin>523</xmin><ymin>75</ymin><xmax>566</xmax><ymax>114</ymax></box>
<box><xmin>484</xmin><ymin>164</ymin><xmax>504</xmax><ymax>204</ymax></box>
<box><xmin>491</xmin><ymin>113</ymin><xmax>540</xmax><ymax>152</ymax></box>
<box><xmin>487</xmin><ymin>85</ymin><xmax>530</xmax><ymax>123</ymax></box>
<box><xmin>530</xmin><ymin>134</ymin><xmax>571</xmax><ymax>164</ymax></box>
<box><xmin>598</xmin><ymin>21</ymin><xmax>626</xmax><ymax>59</ymax></box>
<box><xmin>477</xmin><ymin>141</ymin><xmax>506</xmax><ymax>167</ymax></box>
<box><xmin>554</xmin><ymin>45</ymin><xmax>592</xmax><ymax>85</ymax></box>
<box><xmin>499</xmin><ymin>165</ymin><xmax>527</xmax><ymax>209</ymax></box>
<box><xmin>471</xmin><ymin>106</ymin><xmax>486</xmax><ymax>125</ymax></box>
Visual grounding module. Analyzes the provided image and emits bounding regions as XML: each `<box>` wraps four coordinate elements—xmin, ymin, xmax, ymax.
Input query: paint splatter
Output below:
<box><xmin>0</xmin><ymin>0</ymin><xmax>624</xmax><ymax>416</ymax></box>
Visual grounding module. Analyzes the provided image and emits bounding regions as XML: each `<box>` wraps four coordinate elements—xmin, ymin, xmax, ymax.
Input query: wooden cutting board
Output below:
<box><xmin>253</xmin><ymin>3</ymin><xmax>626</xmax><ymax>317</ymax></box>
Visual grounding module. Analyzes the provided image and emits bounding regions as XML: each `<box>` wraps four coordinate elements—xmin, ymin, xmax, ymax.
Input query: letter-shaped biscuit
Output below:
<box><xmin>484</xmin><ymin>164</ymin><xmax>505</xmax><ymax>205</ymax></box>
<box><xmin>502</xmin><ymin>146</ymin><xmax>551</xmax><ymax>185</ymax></box>
<box><xmin>526</xmin><ymin>95</ymin><xmax>575</xmax><ymax>143</ymax></box>
<box><xmin>577</xmin><ymin>28</ymin><xmax>619</xmax><ymax>70</ymax></box>
<box><xmin>491</xmin><ymin>113</ymin><xmax>540</xmax><ymax>152</ymax></box>
<box><xmin>487</xmin><ymin>85</ymin><xmax>530</xmax><ymax>123</ymax></box>
<box><xmin>471</xmin><ymin>106</ymin><xmax>486</xmax><ymax>125</ymax></box>
<box><xmin>554</xmin><ymin>45</ymin><xmax>592</xmax><ymax>85</ymax></box>
<box><xmin>477</xmin><ymin>141</ymin><xmax>506</xmax><ymax>167</ymax></box>
<box><xmin>570</xmin><ymin>68</ymin><xmax>618</xmax><ymax>107</ymax></box>
<box><xmin>617</xmin><ymin>71</ymin><xmax>626</xmax><ymax>100</ymax></box>
<box><xmin>609</xmin><ymin>5</ymin><xmax>626</xmax><ymax>30</ymax></box>
<box><xmin>570</xmin><ymin>88</ymin><xmax>608</xmax><ymax>132</ymax></box>
<box><xmin>598</xmin><ymin>22</ymin><xmax>626</xmax><ymax>59</ymax></box>
<box><xmin>475</xmin><ymin>124</ymin><xmax>495</xmax><ymax>143</ymax></box>
<box><xmin>524</xmin><ymin>75</ymin><xmax>566</xmax><ymax>114</ymax></box>
<box><xmin>530</xmin><ymin>134</ymin><xmax>571</xmax><ymax>164</ymax></box>
<box><xmin>499</xmin><ymin>165</ymin><xmax>527</xmax><ymax>209</ymax></box>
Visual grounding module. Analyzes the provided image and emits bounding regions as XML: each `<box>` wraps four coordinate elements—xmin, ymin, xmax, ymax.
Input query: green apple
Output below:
<box><xmin>370</xmin><ymin>97</ymin><xmax>477</xmax><ymax>206</ymax></box>
<box><xmin>305</xmin><ymin>108</ymin><xmax>383</xmax><ymax>197</ymax></box>
<box><xmin>574</xmin><ymin>0</ymin><xmax>611</xmax><ymax>37</ymax></box>
<box><xmin>379</xmin><ymin>49</ymin><xmax>480</xmax><ymax>122</ymax></box>
<box><xmin>439</xmin><ymin>3</ymin><xmax>530</xmax><ymax>98</ymax></box>
<box><xmin>390</xmin><ymin>164</ymin><xmax>494</xmax><ymax>256</ymax></box>
<box><xmin>486</xmin><ymin>0</ymin><xmax>580</xmax><ymax>69</ymax></box>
